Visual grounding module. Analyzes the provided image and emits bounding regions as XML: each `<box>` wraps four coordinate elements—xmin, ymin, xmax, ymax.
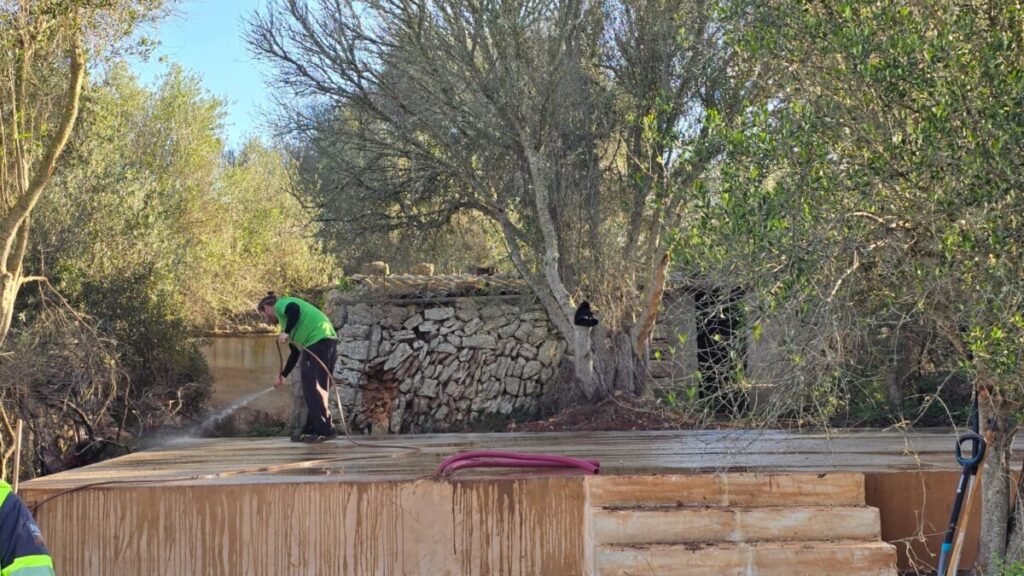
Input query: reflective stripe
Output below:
<box><xmin>0</xmin><ymin>480</ymin><xmax>10</xmax><ymax>506</ymax></box>
<box><xmin>1</xmin><ymin>555</ymin><xmax>54</xmax><ymax>576</ymax></box>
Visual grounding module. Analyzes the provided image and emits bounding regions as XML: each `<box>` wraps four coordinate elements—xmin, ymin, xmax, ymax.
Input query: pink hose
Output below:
<box><xmin>435</xmin><ymin>450</ymin><xmax>600</xmax><ymax>476</ymax></box>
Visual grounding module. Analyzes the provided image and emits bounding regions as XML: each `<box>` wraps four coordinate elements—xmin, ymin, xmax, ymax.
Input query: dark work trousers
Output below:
<box><xmin>300</xmin><ymin>338</ymin><xmax>339</xmax><ymax>435</ymax></box>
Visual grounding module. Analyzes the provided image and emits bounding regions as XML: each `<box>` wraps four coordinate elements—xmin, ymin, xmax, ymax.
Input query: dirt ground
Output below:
<box><xmin>508</xmin><ymin>394</ymin><xmax>697</xmax><ymax>432</ymax></box>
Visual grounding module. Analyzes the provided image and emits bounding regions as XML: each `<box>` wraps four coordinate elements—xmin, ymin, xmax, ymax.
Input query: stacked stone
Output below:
<box><xmin>329</xmin><ymin>297</ymin><xmax>565</xmax><ymax>434</ymax></box>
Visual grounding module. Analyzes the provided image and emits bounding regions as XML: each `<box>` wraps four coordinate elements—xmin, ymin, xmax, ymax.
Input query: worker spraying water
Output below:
<box><xmin>256</xmin><ymin>292</ymin><xmax>339</xmax><ymax>443</ymax></box>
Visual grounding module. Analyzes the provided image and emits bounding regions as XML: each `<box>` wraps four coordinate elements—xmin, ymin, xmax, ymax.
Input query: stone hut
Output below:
<box><xmin>319</xmin><ymin>273</ymin><xmax>566</xmax><ymax>434</ymax></box>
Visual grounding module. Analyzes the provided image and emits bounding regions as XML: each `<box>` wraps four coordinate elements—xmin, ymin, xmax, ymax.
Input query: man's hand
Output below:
<box><xmin>277</xmin><ymin>333</ymin><xmax>289</xmax><ymax>344</ymax></box>
<box><xmin>275</xmin><ymin>374</ymin><xmax>286</xmax><ymax>388</ymax></box>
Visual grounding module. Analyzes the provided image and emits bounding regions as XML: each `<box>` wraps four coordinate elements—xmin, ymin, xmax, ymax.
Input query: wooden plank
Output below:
<box><xmin>588</xmin><ymin>473</ymin><xmax>865</xmax><ymax>508</ymax></box>
<box><xmin>592</xmin><ymin>505</ymin><xmax>881</xmax><ymax>545</ymax></box>
<box><xmin>31</xmin><ymin>477</ymin><xmax>586</xmax><ymax>576</ymax></box>
<box><xmin>596</xmin><ymin>541</ymin><xmax>898</xmax><ymax>576</ymax></box>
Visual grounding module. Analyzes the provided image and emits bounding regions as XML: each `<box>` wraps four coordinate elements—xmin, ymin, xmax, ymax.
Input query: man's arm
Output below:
<box><xmin>281</xmin><ymin>344</ymin><xmax>300</xmax><ymax>378</ymax></box>
<box><xmin>280</xmin><ymin>302</ymin><xmax>301</xmax><ymax>377</ymax></box>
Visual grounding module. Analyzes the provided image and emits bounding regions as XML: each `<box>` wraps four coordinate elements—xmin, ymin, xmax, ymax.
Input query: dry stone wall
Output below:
<box><xmin>325</xmin><ymin>289</ymin><xmax>565</xmax><ymax>434</ymax></box>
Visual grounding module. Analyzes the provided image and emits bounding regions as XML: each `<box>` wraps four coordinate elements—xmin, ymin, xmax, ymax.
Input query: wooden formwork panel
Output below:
<box><xmin>588</xmin><ymin>472</ymin><xmax>866</xmax><ymax>508</ymax></box>
<box><xmin>592</xmin><ymin>505</ymin><xmax>881</xmax><ymax>545</ymax></box>
<box><xmin>596</xmin><ymin>541</ymin><xmax>898</xmax><ymax>576</ymax></box>
<box><xmin>28</xmin><ymin>477</ymin><xmax>587</xmax><ymax>576</ymax></box>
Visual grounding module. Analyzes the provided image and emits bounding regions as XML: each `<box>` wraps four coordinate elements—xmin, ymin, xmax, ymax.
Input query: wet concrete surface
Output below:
<box><xmin>21</xmin><ymin>428</ymin><xmax>1022</xmax><ymax>491</ymax></box>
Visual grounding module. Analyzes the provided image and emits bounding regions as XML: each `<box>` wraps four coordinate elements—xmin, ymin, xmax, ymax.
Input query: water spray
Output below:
<box><xmin>173</xmin><ymin>386</ymin><xmax>276</xmax><ymax>440</ymax></box>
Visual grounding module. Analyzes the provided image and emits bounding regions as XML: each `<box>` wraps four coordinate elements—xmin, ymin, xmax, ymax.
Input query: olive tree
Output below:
<box><xmin>248</xmin><ymin>0</ymin><xmax>762</xmax><ymax>400</ymax></box>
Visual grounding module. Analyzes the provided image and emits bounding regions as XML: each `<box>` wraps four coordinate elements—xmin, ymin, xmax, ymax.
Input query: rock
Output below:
<box><xmin>393</xmin><ymin>330</ymin><xmax>416</xmax><ymax>342</ymax></box>
<box><xmin>337</xmin><ymin>354</ymin><xmax>364</xmax><ymax>370</ymax></box>
<box><xmin>434</xmin><ymin>404</ymin><xmax>449</xmax><ymax>421</ymax></box>
<box><xmin>424</xmin><ymin>307</ymin><xmax>455</xmax><ymax>321</ymax></box>
<box><xmin>390</xmin><ymin>396</ymin><xmax>406</xmax><ymax>433</ymax></box>
<box><xmin>512</xmin><ymin>358</ymin><xmax>526</xmax><ymax>378</ymax></box>
<box><xmin>369</xmin><ymin>324</ymin><xmax>382</xmax><ymax>358</ymax></box>
<box><xmin>482</xmin><ymin>317</ymin><xmax>506</xmax><ymax>333</ymax></box>
<box><xmin>362</xmin><ymin>261</ymin><xmax>389</xmax><ymax>275</ymax></box>
<box><xmin>383</xmin><ymin>343</ymin><xmax>413</xmax><ymax>371</ymax></box>
<box><xmin>436</xmin><ymin>342</ymin><xmax>458</xmax><ymax>355</ymax></box>
<box><xmin>456</xmin><ymin>306</ymin><xmax>480</xmax><ymax>322</ymax></box>
<box><xmin>439</xmin><ymin>358</ymin><xmax>459</xmax><ymax>382</ymax></box>
<box><xmin>409</xmin><ymin>262</ymin><xmax>435</xmax><ymax>275</ymax></box>
<box><xmin>340</xmin><ymin>340</ymin><xmax>371</xmax><ymax>361</ymax></box>
<box><xmin>495</xmin><ymin>357</ymin><xmax>510</xmax><ymax>379</ymax></box>
<box><xmin>420</xmin><ymin>378</ymin><xmax>439</xmax><ymax>398</ymax></box>
<box><xmin>340</xmin><ymin>324</ymin><xmax>370</xmax><ymax>339</ymax></box>
<box><xmin>445</xmin><ymin>334</ymin><xmax>462</xmax><ymax>347</ymax></box>
<box><xmin>404</xmin><ymin>314</ymin><xmax>424</xmax><ymax>330</ymax></box>
<box><xmin>482</xmin><ymin>378</ymin><xmax>503</xmax><ymax>400</ymax></box>
<box><xmin>524</xmin><ymin>379</ymin><xmax>539</xmax><ymax>396</ymax></box>
<box><xmin>445</xmin><ymin>381</ymin><xmax>464</xmax><ymax>398</ymax></box>
<box><xmin>331</xmin><ymin>303</ymin><xmax>349</xmax><ymax>328</ymax></box>
<box><xmin>396</xmin><ymin>357</ymin><xmax>419</xmax><ymax>380</ymax></box>
<box><xmin>400</xmin><ymin>372</ymin><xmax>420</xmax><ymax>393</ymax></box>
<box><xmin>463</xmin><ymin>318</ymin><xmax>483</xmax><ymax>336</ymax></box>
<box><xmin>383</xmin><ymin>306</ymin><xmax>410</xmax><ymax>329</ymax></box>
<box><xmin>463</xmin><ymin>334</ymin><xmax>497</xmax><ymax>349</ymax></box>
<box><xmin>522</xmin><ymin>360</ymin><xmax>542</xmax><ymax>380</ymax></box>
<box><xmin>498</xmin><ymin>320</ymin><xmax>520</xmax><ymax>339</ymax></box>
<box><xmin>418</xmin><ymin>320</ymin><xmax>438</xmax><ymax>333</ymax></box>
<box><xmin>471</xmin><ymin>395</ymin><xmax>487</xmax><ymax>412</ymax></box>
<box><xmin>347</xmin><ymin>303</ymin><xmax>374</xmax><ymax>325</ymax></box>
<box><xmin>522</xmin><ymin>311</ymin><xmax>548</xmax><ymax>321</ymax></box>
<box><xmin>528</xmin><ymin>326</ymin><xmax>549</xmax><ymax>346</ymax></box>
<box><xmin>480</xmin><ymin>305</ymin><xmax>505</xmax><ymax>320</ymax></box>
<box><xmin>504</xmin><ymin>377</ymin><xmax>521</xmax><ymax>395</ymax></box>
<box><xmin>541</xmin><ymin>367</ymin><xmax>553</xmax><ymax>382</ymax></box>
<box><xmin>514</xmin><ymin>321</ymin><xmax>534</xmax><ymax>341</ymax></box>
<box><xmin>519</xmin><ymin>344</ymin><xmax>537</xmax><ymax>359</ymax></box>
<box><xmin>502</xmin><ymin>340</ymin><xmax>516</xmax><ymax>356</ymax></box>
<box><xmin>413</xmin><ymin>396</ymin><xmax>430</xmax><ymax>413</ymax></box>
<box><xmin>497</xmin><ymin>396</ymin><xmax>515</xmax><ymax>414</ymax></box>
<box><xmin>335</xmin><ymin>369</ymin><xmax>362</xmax><ymax>386</ymax></box>
<box><xmin>538</xmin><ymin>340</ymin><xmax>560</xmax><ymax>366</ymax></box>
<box><xmin>339</xmin><ymin>386</ymin><xmax>360</xmax><ymax>406</ymax></box>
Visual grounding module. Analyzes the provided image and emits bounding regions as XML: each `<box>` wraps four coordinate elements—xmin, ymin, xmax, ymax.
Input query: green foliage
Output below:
<box><xmin>670</xmin><ymin>0</ymin><xmax>1024</xmax><ymax>424</ymax></box>
<box><xmin>995</xmin><ymin>560</ymin><xmax>1024</xmax><ymax>576</ymax></box>
<box><xmin>8</xmin><ymin>62</ymin><xmax>337</xmax><ymax>455</ymax></box>
<box><xmin>36</xmin><ymin>63</ymin><xmax>334</xmax><ymax>330</ymax></box>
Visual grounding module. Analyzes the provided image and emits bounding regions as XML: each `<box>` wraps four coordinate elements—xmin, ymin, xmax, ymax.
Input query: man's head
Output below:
<box><xmin>257</xmin><ymin>292</ymin><xmax>279</xmax><ymax>324</ymax></box>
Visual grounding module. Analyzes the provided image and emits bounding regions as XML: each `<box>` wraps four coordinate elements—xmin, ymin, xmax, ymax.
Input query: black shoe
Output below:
<box><xmin>303</xmin><ymin>432</ymin><xmax>338</xmax><ymax>444</ymax></box>
<box><xmin>290</xmin><ymin>431</ymin><xmax>313</xmax><ymax>442</ymax></box>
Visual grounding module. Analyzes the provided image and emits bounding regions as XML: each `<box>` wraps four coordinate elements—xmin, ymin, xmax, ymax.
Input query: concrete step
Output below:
<box><xmin>592</xmin><ymin>505</ymin><xmax>881</xmax><ymax>546</ymax></box>
<box><xmin>588</xmin><ymin>473</ymin><xmax>865</xmax><ymax>508</ymax></box>
<box><xmin>596</xmin><ymin>540</ymin><xmax>898</xmax><ymax>576</ymax></box>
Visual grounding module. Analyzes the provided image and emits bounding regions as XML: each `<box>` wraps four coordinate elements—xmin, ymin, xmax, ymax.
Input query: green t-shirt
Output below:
<box><xmin>274</xmin><ymin>296</ymin><xmax>337</xmax><ymax>347</ymax></box>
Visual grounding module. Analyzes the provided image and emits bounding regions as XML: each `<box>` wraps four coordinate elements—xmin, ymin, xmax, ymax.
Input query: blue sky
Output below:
<box><xmin>130</xmin><ymin>0</ymin><xmax>272</xmax><ymax>149</ymax></box>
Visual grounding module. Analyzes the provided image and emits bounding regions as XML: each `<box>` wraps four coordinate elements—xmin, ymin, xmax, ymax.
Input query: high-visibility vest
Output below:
<box><xmin>0</xmin><ymin>480</ymin><xmax>55</xmax><ymax>576</ymax></box>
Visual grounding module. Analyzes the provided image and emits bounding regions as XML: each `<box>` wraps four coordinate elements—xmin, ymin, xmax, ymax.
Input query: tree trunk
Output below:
<box><xmin>883</xmin><ymin>327</ymin><xmax>920</xmax><ymax>417</ymax></box>
<box><xmin>978</xmin><ymin>389</ymin><xmax>1016</xmax><ymax>573</ymax></box>
<box><xmin>0</xmin><ymin>32</ymin><xmax>84</xmax><ymax>347</ymax></box>
<box><xmin>1006</xmin><ymin>464</ymin><xmax>1024</xmax><ymax>564</ymax></box>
